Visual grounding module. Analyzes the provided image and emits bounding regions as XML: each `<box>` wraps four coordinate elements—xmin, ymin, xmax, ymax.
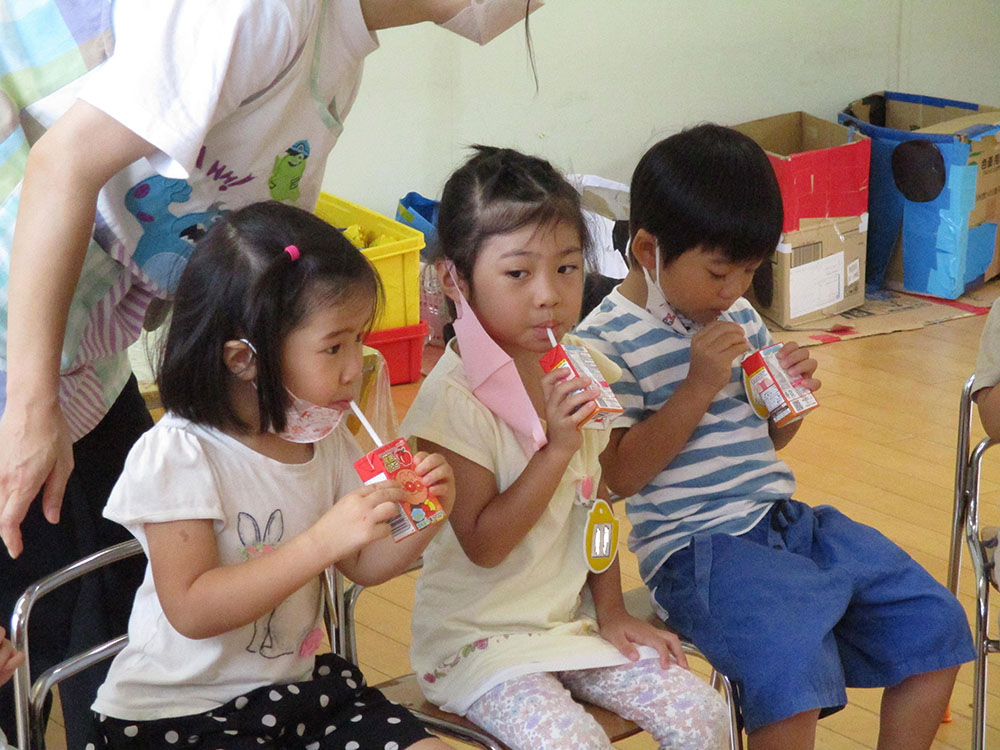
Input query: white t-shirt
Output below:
<box><xmin>400</xmin><ymin>339</ymin><xmax>656</xmax><ymax>714</ymax></box>
<box><xmin>0</xmin><ymin>0</ymin><xmax>378</xmax><ymax>441</ymax></box>
<box><xmin>92</xmin><ymin>413</ymin><xmax>362</xmax><ymax>721</ymax></box>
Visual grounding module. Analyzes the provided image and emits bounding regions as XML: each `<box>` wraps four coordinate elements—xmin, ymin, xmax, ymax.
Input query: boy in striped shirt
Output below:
<box><xmin>577</xmin><ymin>124</ymin><xmax>973</xmax><ymax>750</ymax></box>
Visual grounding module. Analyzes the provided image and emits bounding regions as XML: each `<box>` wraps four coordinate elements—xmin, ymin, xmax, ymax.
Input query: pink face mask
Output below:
<box><xmin>446</xmin><ymin>264</ymin><xmax>547</xmax><ymax>457</ymax></box>
<box><xmin>274</xmin><ymin>389</ymin><xmax>346</xmax><ymax>444</ymax></box>
<box><xmin>240</xmin><ymin>339</ymin><xmax>347</xmax><ymax>444</ymax></box>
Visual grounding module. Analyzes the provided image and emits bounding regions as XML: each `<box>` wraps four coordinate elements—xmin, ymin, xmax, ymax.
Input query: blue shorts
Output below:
<box><xmin>649</xmin><ymin>499</ymin><xmax>975</xmax><ymax>734</ymax></box>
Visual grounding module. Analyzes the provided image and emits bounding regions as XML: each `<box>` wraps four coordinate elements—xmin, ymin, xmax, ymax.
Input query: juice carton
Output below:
<box><xmin>741</xmin><ymin>344</ymin><xmax>818</xmax><ymax>427</ymax></box>
<box><xmin>539</xmin><ymin>330</ymin><xmax>623</xmax><ymax>429</ymax></box>
<box><xmin>353</xmin><ymin>437</ymin><xmax>447</xmax><ymax>541</ymax></box>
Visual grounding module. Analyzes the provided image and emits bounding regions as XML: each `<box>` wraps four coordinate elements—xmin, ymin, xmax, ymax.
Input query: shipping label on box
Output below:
<box><xmin>748</xmin><ymin>216</ymin><xmax>867</xmax><ymax>329</ymax></box>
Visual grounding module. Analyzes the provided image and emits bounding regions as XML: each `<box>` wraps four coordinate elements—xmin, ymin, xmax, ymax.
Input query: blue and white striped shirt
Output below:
<box><xmin>577</xmin><ymin>290</ymin><xmax>795</xmax><ymax>582</ymax></box>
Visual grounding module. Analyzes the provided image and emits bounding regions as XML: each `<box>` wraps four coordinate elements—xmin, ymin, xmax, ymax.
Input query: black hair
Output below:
<box><xmin>629</xmin><ymin>123</ymin><xmax>783</xmax><ymax>266</ymax></box>
<box><xmin>157</xmin><ymin>200</ymin><xmax>381</xmax><ymax>434</ymax></box>
<box><xmin>433</xmin><ymin>145</ymin><xmax>592</xmax><ymax>288</ymax></box>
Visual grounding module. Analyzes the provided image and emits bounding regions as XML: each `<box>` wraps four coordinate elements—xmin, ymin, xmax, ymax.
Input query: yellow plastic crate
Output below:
<box><xmin>314</xmin><ymin>192</ymin><xmax>424</xmax><ymax>330</ymax></box>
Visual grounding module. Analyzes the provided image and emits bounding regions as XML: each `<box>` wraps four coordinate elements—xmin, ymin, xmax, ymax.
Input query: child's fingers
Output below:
<box><xmin>605</xmin><ymin>631</ymin><xmax>640</xmax><ymax>662</ymax></box>
<box><xmin>778</xmin><ymin>341</ymin><xmax>811</xmax><ymax>367</ymax></box>
<box><xmin>412</xmin><ymin>453</ymin><xmax>453</xmax><ymax>486</ymax></box>
<box><xmin>794</xmin><ymin>376</ymin><xmax>822</xmax><ymax>393</ymax></box>
<box><xmin>370</xmin><ymin>499</ymin><xmax>401</xmax><ymax>527</ymax></box>
<box><xmin>541</xmin><ymin>368</ymin><xmax>589</xmax><ymax>397</ymax></box>
<box><xmin>540</xmin><ymin>366</ymin><xmax>576</xmax><ymax>389</ymax></box>
<box><xmin>787</xmin><ymin>356</ymin><xmax>819</xmax><ymax>379</ymax></box>
<box><xmin>412</xmin><ymin>451</ymin><xmax>448</xmax><ymax>478</ymax></box>
<box><xmin>356</xmin><ymin>482</ymin><xmax>405</xmax><ymax>508</ymax></box>
<box><xmin>696</xmin><ymin>321</ymin><xmax>749</xmax><ymax>349</ymax></box>
<box><xmin>658</xmin><ymin>631</ymin><xmax>690</xmax><ymax>670</ymax></box>
<box><xmin>550</xmin><ymin>376</ymin><xmax>597</xmax><ymax>408</ymax></box>
<box><xmin>421</xmin><ymin>468</ymin><xmax>454</xmax><ymax>495</ymax></box>
<box><xmin>566</xmin><ymin>382</ymin><xmax>599</xmax><ymax>410</ymax></box>
<box><xmin>541</xmin><ymin>373</ymin><xmax>598</xmax><ymax>419</ymax></box>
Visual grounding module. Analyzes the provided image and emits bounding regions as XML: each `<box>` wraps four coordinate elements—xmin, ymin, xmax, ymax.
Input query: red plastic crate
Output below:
<box><xmin>364</xmin><ymin>321</ymin><xmax>429</xmax><ymax>385</ymax></box>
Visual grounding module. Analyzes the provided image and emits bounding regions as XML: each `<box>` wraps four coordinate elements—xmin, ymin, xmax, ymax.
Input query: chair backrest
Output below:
<box><xmin>10</xmin><ymin>538</ymin><xmax>145</xmax><ymax>750</ymax></box>
<box><xmin>10</xmin><ymin>546</ymin><xmax>353</xmax><ymax>750</ymax></box>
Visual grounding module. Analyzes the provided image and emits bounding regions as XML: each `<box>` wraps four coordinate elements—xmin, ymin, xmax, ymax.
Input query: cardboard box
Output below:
<box><xmin>747</xmin><ymin>216</ymin><xmax>867</xmax><ymax>328</ymax></box>
<box><xmin>839</xmin><ymin>92</ymin><xmax>1000</xmax><ymax>299</ymax></box>
<box><xmin>733</xmin><ymin>111</ymin><xmax>871</xmax><ymax>233</ymax></box>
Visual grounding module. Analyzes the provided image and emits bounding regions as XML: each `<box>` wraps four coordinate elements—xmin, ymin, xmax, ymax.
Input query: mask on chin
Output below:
<box><xmin>439</xmin><ymin>0</ymin><xmax>543</xmax><ymax>45</ymax></box>
<box><xmin>445</xmin><ymin>263</ymin><xmax>547</xmax><ymax>457</ymax></box>
<box><xmin>239</xmin><ymin>339</ymin><xmax>346</xmax><ymax>444</ymax></box>
<box><xmin>641</xmin><ymin>242</ymin><xmax>672</xmax><ymax>323</ymax></box>
<box><xmin>274</xmin><ymin>389</ymin><xmax>346</xmax><ymax>444</ymax></box>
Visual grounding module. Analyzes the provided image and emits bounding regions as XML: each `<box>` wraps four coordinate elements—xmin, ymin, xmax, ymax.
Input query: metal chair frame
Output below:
<box><xmin>946</xmin><ymin>373</ymin><xmax>997</xmax><ymax>750</ymax></box>
<box><xmin>335</xmin><ymin>569</ymin><xmax>744</xmax><ymax>750</ymax></box>
<box><xmin>9</xmin><ymin>539</ymin><xmax>504</xmax><ymax>750</ymax></box>
<box><xmin>10</xmin><ymin>538</ymin><xmax>144</xmax><ymax>750</ymax></box>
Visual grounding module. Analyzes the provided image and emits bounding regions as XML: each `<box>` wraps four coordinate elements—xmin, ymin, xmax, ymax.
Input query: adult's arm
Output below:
<box><xmin>0</xmin><ymin>101</ymin><xmax>155</xmax><ymax>558</ymax></box>
<box><xmin>360</xmin><ymin>0</ymin><xmax>475</xmax><ymax>29</ymax></box>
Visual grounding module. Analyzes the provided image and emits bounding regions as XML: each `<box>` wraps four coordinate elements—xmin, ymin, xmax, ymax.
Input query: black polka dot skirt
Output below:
<box><xmin>92</xmin><ymin>653</ymin><xmax>431</xmax><ymax>749</ymax></box>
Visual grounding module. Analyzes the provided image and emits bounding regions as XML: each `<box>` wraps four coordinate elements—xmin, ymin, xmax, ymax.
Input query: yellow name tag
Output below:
<box><xmin>584</xmin><ymin>498</ymin><xmax>620</xmax><ymax>573</ymax></box>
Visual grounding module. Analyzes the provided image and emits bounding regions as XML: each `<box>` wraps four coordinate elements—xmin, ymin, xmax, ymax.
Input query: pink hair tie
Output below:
<box><xmin>284</xmin><ymin>244</ymin><xmax>301</xmax><ymax>261</ymax></box>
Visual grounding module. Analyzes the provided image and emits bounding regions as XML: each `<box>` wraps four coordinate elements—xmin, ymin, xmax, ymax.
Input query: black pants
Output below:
<box><xmin>1</xmin><ymin>376</ymin><xmax>152</xmax><ymax>750</ymax></box>
<box><xmin>96</xmin><ymin>654</ymin><xmax>432</xmax><ymax>749</ymax></box>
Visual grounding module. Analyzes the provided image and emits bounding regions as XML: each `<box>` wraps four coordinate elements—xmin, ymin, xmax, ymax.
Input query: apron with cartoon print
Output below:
<box><xmin>0</xmin><ymin>0</ymin><xmax>377</xmax><ymax>439</ymax></box>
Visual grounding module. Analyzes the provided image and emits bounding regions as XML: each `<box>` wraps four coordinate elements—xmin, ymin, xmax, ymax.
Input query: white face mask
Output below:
<box><xmin>642</xmin><ymin>242</ymin><xmax>673</xmax><ymax>323</ymax></box>
<box><xmin>439</xmin><ymin>0</ymin><xmax>543</xmax><ymax>45</ymax></box>
<box><xmin>240</xmin><ymin>339</ymin><xmax>346</xmax><ymax>444</ymax></box>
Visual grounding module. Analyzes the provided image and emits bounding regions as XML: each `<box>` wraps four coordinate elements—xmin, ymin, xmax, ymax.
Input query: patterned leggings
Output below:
<box><xmin>465</xmin><ymin>658</ymin><xmax>729</xmax><ymax>750</ymax></box>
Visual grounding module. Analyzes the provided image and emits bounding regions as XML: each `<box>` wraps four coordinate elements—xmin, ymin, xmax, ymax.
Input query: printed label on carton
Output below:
<box><xmin>539</xmin><ymin>343</ymin><xmax>624</xmax><ymax>429</ymax></box>
<box><xmin>741</xmin><ymin>344</ymin><xmax>818</xmax><ymax>427</ymax></box>
<box><xmin>353</xmin><ymin>437</ymin><xmax>446</xmax><ymax>541</ymax></box>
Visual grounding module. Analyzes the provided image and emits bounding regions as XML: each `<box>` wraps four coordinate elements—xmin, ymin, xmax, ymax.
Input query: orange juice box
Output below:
<box><xmin>353</xmin><ymin>437</ymin><xmax>446</xmax><ymax>541</ymax></box>
<box><xmin>539</xmin><ymin>338</ymin><xmax>624</xmax><ymax>430</ymax></box>
<box><xmin>741</xmin><ymin>344</ymin><xmax>818</xmax><ymax>427</ymax></box>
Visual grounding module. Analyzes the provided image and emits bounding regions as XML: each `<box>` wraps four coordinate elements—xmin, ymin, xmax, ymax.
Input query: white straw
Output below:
<box><xmin>349</xmin><ymin>400</ymin><xmax>382</xmax><ymax>446</ymax></box>
<box><xmin>546</xmin><ymin>328</ymin><xmax>558</xmax><ymax>347</ymax></box>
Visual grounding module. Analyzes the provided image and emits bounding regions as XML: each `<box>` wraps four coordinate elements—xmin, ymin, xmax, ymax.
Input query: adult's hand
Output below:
<box><xmin>0</xmin><ymin>399</ymin><xmax>74</xmax><ymax>558</ymax></box>
<box><xmin>1</xmin><ymin>102</ymin><xmax>155</xmax><ymax>560</ymax></box>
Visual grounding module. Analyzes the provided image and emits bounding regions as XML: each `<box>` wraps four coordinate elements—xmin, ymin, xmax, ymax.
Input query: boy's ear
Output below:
<box><xmin>436</xmin><ymin>260</ymin><xmax>470</xmax><ymax>303</ymax></box>
<box><xmin>631</xmin><ymin>229</ymin><xmax>659</xmax><ymax>272</ymax></box>
<box><xmin>223</xmin><ymin>339</ymin><xmax>257</xmax><ymax>381</ymax></box>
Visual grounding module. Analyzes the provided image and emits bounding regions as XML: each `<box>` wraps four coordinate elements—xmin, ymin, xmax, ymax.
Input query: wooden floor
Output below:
<box><xmin>44</xmin><ymin>302</ymin><xmax>1000</xmax><ymax>749</ymax></box>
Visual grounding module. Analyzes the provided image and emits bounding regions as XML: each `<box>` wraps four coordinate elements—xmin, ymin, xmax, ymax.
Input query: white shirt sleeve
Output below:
<box><xmin>103</xmin><ymin>419</ymin><xmax>226</xmax><ymax>531</ymax></box>
<box><xmin>80</xmin><ymin>0</ymin><xmax>311</xmax><ymax>177</ymax></box>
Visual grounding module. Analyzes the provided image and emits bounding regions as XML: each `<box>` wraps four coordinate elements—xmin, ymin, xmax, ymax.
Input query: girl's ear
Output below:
<box><xmin>435</xmin><ymin>259</ymin><xmax>470</xmax><ymax>303</ymax></box>
<box><xmin>631</xmin><ymin>229</ymin><xmax>660</xmax><ymax>272</ymax></box>
<box><xmin>223</xmin><ymin>339</ymin><xmax>257</xmax><ymax>381</ymax></box>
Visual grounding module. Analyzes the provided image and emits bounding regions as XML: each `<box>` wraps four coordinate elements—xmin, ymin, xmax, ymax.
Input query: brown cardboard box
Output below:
<box><xmin>747</xmin><ymin>216</ymin><xmax>867</xmax><ymax>328</ymax></box>
<box><xmin>733</xmin><ymin>112</ymin><xmax>870</xmax><ymax>233</ymax></box>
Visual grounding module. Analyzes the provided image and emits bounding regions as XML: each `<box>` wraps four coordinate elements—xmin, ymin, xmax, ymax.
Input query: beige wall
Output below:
<box><xmin>322</xmin><ymin>0</ymin><xmax>1000</xmax><ymax>216</ymax></box>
